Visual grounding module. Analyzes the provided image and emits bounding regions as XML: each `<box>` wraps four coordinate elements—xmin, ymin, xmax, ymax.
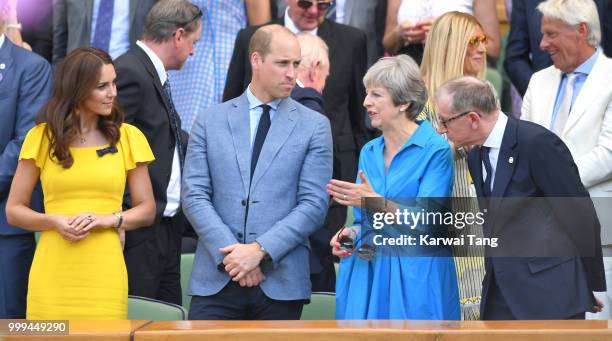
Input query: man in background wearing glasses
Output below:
<box><xmin>435</xmin><ymin>76</ymin><xmax>605</xmax><ymax>320</ymax></box>
<box><xmin>223</xmin><ymin>0</ymin><xmax>370</xmax><ymax>294</ymax></box>
<box><xmin>114</xmin><ymin>0</ymin><xmax>202</xmax><ymax>305</ymax></box>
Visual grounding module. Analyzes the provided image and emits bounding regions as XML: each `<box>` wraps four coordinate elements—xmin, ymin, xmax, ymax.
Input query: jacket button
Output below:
<box><xmin>237</xmin><ymin>232</ymin><xmax>243</xmax><ymax>238</ymax></box>
<box><xmin>241</xmin><ymin>200</ymin><xmax>247</xmax><ymax>206</ymax></box>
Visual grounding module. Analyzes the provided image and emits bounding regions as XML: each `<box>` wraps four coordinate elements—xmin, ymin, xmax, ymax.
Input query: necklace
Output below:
<box><xmin>79</xmin><ymin>135</ymin><xmax>87</xmax><ymax>144</ymax></box>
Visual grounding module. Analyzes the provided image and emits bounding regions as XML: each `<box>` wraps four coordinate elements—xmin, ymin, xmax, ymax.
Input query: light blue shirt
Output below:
<box><xmin>245</xmin><ymin>85</ymin><xmax>281</xmax><ymax>149</ymax></box>
<box><xmin>91</xmin><ymin>0</ymin><xmax>130</xmax><ymax>59</ymax></box>
<box><xmin>550</xmin><ymin>49</ymin><xmax>599</xmax><ymax>129</ymax></box>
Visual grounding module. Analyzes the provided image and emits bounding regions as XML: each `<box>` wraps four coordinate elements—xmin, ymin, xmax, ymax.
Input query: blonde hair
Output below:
<box><xmin>421</xmin><ymin>12</ymin><xmax>487</xmax><ymax>115</ymax></box>
<box><xmin>297</xmin><ymin>33</ymin><xmax>329</xmax><ymax>70</ymax></box>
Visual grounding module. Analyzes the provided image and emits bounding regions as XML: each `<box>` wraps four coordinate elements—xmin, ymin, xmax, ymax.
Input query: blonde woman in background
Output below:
<box><xmin>420</xmin><ymin>11</ymin><xmax>488</xmax><ymax>320</ymax></box>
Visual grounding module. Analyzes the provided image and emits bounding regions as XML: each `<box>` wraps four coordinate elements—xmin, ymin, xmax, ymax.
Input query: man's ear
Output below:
<box><xmin>308</xmin><ymin>60</ymin><xmax>321</xmax><ymax>82</ymax></box>
<box><xmin>577</xmin><ymin>22</ymin><xmax>589</xmax><ymax>41</ymax></box>
<box><xmin>250</xmin><ymin>51</ymin><xmax>262</xmax><ymax>70</ymax></box>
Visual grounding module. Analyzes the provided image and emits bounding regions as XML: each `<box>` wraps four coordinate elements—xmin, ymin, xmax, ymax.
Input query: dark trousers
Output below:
<box><xmin>124</xmin><ymin>214</ymin><xmax>183</xmax><ymax>305</ymax></box>
<box><xmin>189</xmin><ymin>281</ymin><xmax>304</xmax><ymax>320</ymax></box>
<box><xmin>482</xmin><ymin>274</ymin><xmax>587</xmax><ymax>320</ymax></box>
<box><xmin>0</xmin><ymin>233</ymin><xmax>35</xmax><ymax>318</ymax></box>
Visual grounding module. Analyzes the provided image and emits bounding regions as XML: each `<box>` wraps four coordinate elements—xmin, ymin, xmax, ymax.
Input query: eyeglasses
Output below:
<box><xmin>437</xmin><ymin>111</ymin><xmax>472</xmax><ymax>128</ymax></box>
<box><xmin>468</xmin><ymin>35</ymin><xmax>488</xmax><ymax>47</ymax></box>
<box><xmin>297</xmin><ymin>0</ymin><xmax>332</xmax><ymax>11</ymax></box>
<box><xmin>336</xmin><ymin>226</ymin><xmax>375</xmax><ymax>261</ymax></box>
<box><xmin>170</xmin><ymin>7</ymin><xmax>203</xmax><ymax>30</ymax></box>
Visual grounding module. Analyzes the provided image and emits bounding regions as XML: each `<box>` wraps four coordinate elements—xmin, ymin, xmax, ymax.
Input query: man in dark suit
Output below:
<box><xmin>52</xmin><ymin>0</ymin><xmax>157</xmax><ymax>65</ymax></box>
<box><xmin>0</xmin><ymin>0</ymin><xmax>53</xmax><ymax>317</ymax></box>
<box><xmin>224</xmin><ymin>0</ymin><xmax>370</xmax><ymax>261</ymax></box>
<box><xmin>114</xmin><ymin>0</ymin><xmax>202</xmax><ymax>305</ymax></box>
<box><xmin>435</xmin><ymin>76</ymin><xmax>606</xmax><ymax>320</ymax></box>
<box><xmin>291</xmin><ymin>33</ymin><xmax>335</xmax><ymax>292</ymax></box>
<box><xmin>504</xmin><ymin>0</ymin><xmax>607</xmax><ymax>96</ymax></box>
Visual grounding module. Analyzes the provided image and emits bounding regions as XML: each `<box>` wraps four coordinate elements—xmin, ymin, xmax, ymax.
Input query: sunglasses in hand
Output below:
<box><xmin>336</xmin><ymin>226</ymin><xmax>375</xmax><ymax>261</ymax></box>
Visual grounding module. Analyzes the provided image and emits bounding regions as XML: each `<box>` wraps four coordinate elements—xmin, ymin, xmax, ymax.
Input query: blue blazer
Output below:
<box><xmin>0</xmin><ymin>38</ymin><xmax>52</xmax><ymax>235</ymax></box>
<box><xmin>468</xmin><ymin>117</ymin><xmax>605</xmax><ymax>319</ymax></box>
<box><xmin>182</xmin><ymin>92</ymin><xmax>333</xmax><ymax>300</ymax></box>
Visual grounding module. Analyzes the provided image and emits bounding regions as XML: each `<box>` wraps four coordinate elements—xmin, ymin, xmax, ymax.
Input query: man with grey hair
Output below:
<box><xmin>436</xmin><ymin>76</ymin><xmax>606</xmax><ymax>320</ymax></box>
<box><xmin>114</xmin><ymin>0</ymin><xmax>202</xmax><ymax>305</ymax></box>
<box><xmin>521</xmin><ymin>0</ymin><xmax>612</xmax><ymax>319</ymax></box>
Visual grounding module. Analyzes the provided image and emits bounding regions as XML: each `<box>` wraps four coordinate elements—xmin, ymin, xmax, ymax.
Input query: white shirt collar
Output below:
<box><xmin>0</xmin><ymin>34</ymin><xmax>5</xmax><ymax>49</ymax></box>
<box><xmin>296</xmin><ymin>79</ymin><xmax>305</xmax><ymax>88</ymax></box>
<box><xmin>483</xmin><ymin>112</ymin><xmax>508</xmax><ymax>149</ymax></box>
<box><xmin>136</xmin><ymin>40</ymin><xmax>167</xmax><ymax>85</ymax></box>
<box><xmin>284</xmin><ymin>7</ymin><xmax>318</xmax><ymax>35</ymax></box>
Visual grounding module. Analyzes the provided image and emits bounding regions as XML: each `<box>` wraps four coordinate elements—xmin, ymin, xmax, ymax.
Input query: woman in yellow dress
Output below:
<box><xmin>6</xmin><ymin>47</ymin><xmax>156</xmax><ymax>319</ymax></box>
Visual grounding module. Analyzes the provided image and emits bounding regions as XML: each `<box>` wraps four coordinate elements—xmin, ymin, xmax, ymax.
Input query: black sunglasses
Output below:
<box><xmin>336</xmin><ymin>226</ymin><xmax>375</xmax><ymax>261</ymax></box>
<box><xmin>297</xmin><ymin>0</ymin><xmax>332</xmax><ymax>11</ymax></box>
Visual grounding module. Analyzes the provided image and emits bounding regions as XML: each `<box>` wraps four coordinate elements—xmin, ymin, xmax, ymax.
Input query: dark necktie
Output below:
<box><xmin>92</xmin><ymin>0</ymin><xmax>115</xmax><ymax>52</ymax></box>
<box><xmin>162</xmin><ymin>79</ymin><xmax>184</xmax><ymax>170</ymax></box>
<box><xmin>481</xmin><ymin>146</ymin><xmax>492</xmax><ymax>197</ymax></box>
<box><xmin>251</xmin><ymin>104</ymin><xmax>271</xmax><ymax>179</ymax></box>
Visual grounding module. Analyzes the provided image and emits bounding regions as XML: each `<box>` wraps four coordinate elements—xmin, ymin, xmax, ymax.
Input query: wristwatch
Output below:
<box><xmin>112</xmin><ymin>211</ymin><xmax>123</xmax><ymax>229</ymax></box>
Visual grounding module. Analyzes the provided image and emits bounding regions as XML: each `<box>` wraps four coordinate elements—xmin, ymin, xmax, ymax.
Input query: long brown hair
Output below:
<box><xmin>38</xmin><ymin>47</ymin><xmax>124</xmax><ymax>168</ymax></box>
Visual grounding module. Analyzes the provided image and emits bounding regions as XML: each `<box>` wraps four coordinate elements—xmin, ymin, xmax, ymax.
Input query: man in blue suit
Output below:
<box><xmin>182</xmin><ymin>24</ymin><xmax>333</xmax><ymax>320</ymax></box>
<box><xmin>0</xmin><ymin>0</ymin><xmax>53</xmax><ymax>318</ymax></box>
<box><xmin>435</xmin><ymin>77</ymin><xmax>606</xmax><ymax>320</ymax></box>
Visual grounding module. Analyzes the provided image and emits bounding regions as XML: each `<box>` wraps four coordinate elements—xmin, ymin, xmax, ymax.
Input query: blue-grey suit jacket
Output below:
<box><xmin>0</xmin><ymin>38</ymin><xmax>52</xmax><ymax>235</ymax></box>
<box><xmin>182</xmin><ymin>92</ymin><xmax>333</xmax><ymax>301</ymax></box>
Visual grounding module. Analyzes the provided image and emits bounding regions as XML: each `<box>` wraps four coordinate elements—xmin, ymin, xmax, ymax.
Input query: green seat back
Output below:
<box><xmin>180</xmin><ymin>253</ymin><xmax>194</xmax><ymax>311</ymax></box>
<box><xmin>301</xmin><ymin>292</ymin><xmax>336</xmax><ymax>320</ymax></box>
<box><xmin>127</xmin><ymin>295</ymin><xmax>187</xmax><ymax>320</ymax></box>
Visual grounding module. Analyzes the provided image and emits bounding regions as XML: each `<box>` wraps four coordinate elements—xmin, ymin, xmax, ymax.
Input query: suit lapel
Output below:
<box><xmin>132</xmin><ymin>45</ymin><xmax>172</xmax><ymax>114</ymax></box>
<box><xmin>0</xmin><ymin>40</ymin><xmax>14</xmax><ymax>86</ymax></box>
<box><xmin>228</xmin><ymin>94</ymin><xmax>252</xmax><ymax>196</ymax></box>
<box><xmin>250</xmin><ymin>98</ymin><xmax>298</xmax><ymax>189</ymax></box>
<box><xmin>543</xmin><ymin>69</ymin><xmax>562</xmax><ymax>127</ymax></box>
<box><xmin>492</xmin><ymin>118</ymin><xmax>518</xmax><ymax>197</ymax></box>
<box><xmin>564</xmin><ymin>53</ymin><xmax>606</xmax><ymax>134</ymax></box>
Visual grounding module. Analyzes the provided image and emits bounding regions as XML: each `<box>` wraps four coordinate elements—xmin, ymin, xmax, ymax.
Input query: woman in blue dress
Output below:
<box><xmin>327</xmin><ymin>55</ymin><xmax>460</xmax><ymax>320</ymax></box>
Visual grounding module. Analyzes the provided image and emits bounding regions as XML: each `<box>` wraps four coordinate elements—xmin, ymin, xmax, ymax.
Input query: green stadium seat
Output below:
<box><xmin>127</xmin><ymin>295</ymin><xmax>187</xmax><ymax>320</ymax></box>
<box><xmin>301</xmin><ymin>292</ymin><xmax>335</xmax><ymax>320</ymax></box>
<box><xmin>180</xmin><ymin>253</ymin><xmax>194</xmax><ymax>311</ymax></box>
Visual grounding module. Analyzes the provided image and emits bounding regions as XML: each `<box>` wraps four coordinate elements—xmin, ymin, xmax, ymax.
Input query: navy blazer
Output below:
<box><xmin>504</xmin><ymin>0</ymin><xmax>606</xmax><ymax>96</ymax></box>
<box><xmin>0</xmin><ymin>38</ymin><xmax>53</xmax><ymax>235</ymax></box>
<box><xmin>468</xmin><ymin>117</ymin><xmax>605</xmax><ymax>319</ymax></box>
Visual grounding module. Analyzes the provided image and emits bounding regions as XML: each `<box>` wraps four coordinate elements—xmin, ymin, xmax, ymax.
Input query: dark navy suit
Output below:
<box><xmin>0</xmin><ymin>37</ymin><xmax>52</xmax><ymax>318</ymax></box>
<box><xmin>468</xmin><ymin>117</ymin><xmax>606</xmax><ymax>319</ymax></box>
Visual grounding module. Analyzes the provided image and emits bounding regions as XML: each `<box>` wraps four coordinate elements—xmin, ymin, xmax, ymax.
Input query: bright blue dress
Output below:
<box><xmin>336</xmin><ymin>120</ymin><xmax>460</xmax><ymax>320</ymax></box>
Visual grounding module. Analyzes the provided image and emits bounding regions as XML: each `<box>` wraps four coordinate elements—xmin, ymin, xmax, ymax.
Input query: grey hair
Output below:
<box><xmin>297</xmin><ymin>33</ymin><xmax>329</xmax><ymax>70</ymax></box>
<box><xmin>363</xmin><ymin>55</ymin><xmax>427</xmax><ymax>120</ymax></box>
<box><xmin>537</xmin><ymin>0</ymin><xmax>600</xmax><ymax>47</ymax></box>
<box><xmin>141</xmin><ymin>0</ymin><xmax>203</xmax><ymax>43</ymax></box>
<box><xmin>434</xmin><ymin>76</ymin><xmax>498</xmax><ymax>115</ymax></box>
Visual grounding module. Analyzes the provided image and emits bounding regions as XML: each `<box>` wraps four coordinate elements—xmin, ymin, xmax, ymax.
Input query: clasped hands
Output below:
<box><xmin>51</xmin><ymin>212</ymin><xmax>119</xmax><ymax>243</ymax></box>
<box><xmin>219</xmin><ymin>243</ymin><xmax>267</xmax><ymax>287</ymax></box>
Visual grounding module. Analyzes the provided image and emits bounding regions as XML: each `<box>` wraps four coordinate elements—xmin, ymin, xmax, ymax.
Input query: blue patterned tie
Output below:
<box><xmin>162</xmin><ymin>79</ymin><xmax>185</xmax><ymax>170</ymax></box>
<box><xmin>92</xmin><ymin>0</ymin><xmax>114</xmax><ymax>52</ymax></box>
<box><xmin>251</xmin><ymin>104</ymin><xmax>271</xmax><ymax>179</ymax></box>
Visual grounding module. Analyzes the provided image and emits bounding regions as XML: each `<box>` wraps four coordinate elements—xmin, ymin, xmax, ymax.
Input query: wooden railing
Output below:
<box><xmin>3</xmin><ymin>320</ymin><xmax>612</xmax><ymax>340</ymax></box>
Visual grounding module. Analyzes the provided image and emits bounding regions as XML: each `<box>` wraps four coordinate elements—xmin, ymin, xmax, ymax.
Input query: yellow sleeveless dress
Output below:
<box><xmin>20</xmin><ymin>123</ymin><xmax>154</xmax><ymax>319</ymax></box>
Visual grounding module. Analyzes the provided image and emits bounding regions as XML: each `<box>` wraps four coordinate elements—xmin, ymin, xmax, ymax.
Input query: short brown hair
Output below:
<box><xmin>142</xmin><ymin>0</ymin><xmax>203</xmax><ymax>43</ymax></box>
<box><xmin>248</xmin><ymin>25</ymin><xmax>294</xmax><ymax>59</ymax></box>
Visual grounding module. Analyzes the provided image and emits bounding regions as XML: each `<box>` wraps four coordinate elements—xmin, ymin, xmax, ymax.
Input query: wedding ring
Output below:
<box><xmin>343</xmin><ymin>194</ymin><xmax>347</xmax><ymax>200</ymax></box>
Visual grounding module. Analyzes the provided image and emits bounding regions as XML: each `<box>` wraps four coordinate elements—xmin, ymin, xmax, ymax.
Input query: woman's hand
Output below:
<box><xmin>70</xmin><ymin>212</ymin><xmax>116</xmax><ymax>233</ymax></box>
<box><xmin>398</xmin><ymin>19</ymin><xmax>431</xmax><ymax>44</ymax></box>
<box><xmin>330</xmin><ymin>227</ymin><xmax>354</xmax><ymax>258</ymax></box>
<box><xmin>51</xmin><ymin>214</ymin><xmax>89</xmax><ymax>242</ymax></box>
<box><xmin>327</xmin><ymin>171</ymin><xmax>381</xmax><ymax>208</ymax></box>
